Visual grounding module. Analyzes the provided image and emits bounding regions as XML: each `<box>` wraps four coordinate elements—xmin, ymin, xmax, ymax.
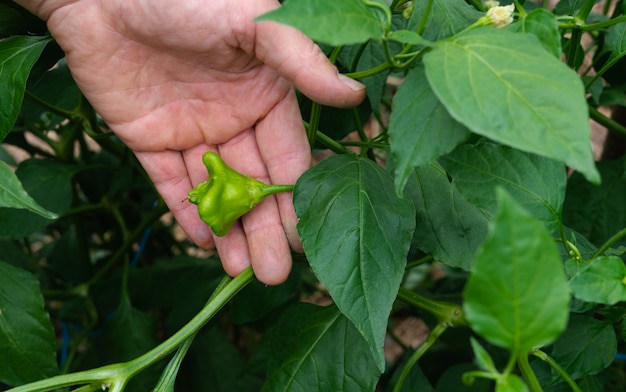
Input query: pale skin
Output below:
<box><xmin>15</xmin><ymin>0</ymin><xmax>366</xmax><ymax>284</ymax></box>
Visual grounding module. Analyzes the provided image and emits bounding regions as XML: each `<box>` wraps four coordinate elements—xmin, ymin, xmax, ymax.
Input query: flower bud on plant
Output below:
<box><xmin>471</xmin><ymin>3</ymin><xmax>515</xmax><ymax>29</ymax></box>
<box><xmin>486</xmin><ymin>4</ymin><xmax>515</xmax><ymax>28</ymax></box>
<box><xmin>188</xmin><ymin>151</ymin><xmax>294</xmax><ymax>236</ymax></box>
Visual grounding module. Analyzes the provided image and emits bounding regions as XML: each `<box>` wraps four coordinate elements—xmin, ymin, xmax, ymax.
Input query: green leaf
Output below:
<box><xmin>389</xmin><ymin>64</ymin><xmax>470</xmax><ymax>195</ymax></box>
<box><xmin>408</xmin><ymin>0</ymin><xmax>483</xmax><ymax>41</ymax></box>
<box><xmin>441</xmin><ymin>143</ymin><xmax>567</xmax><ymax>232</ymax></box>
<box><xmin>550</xmin><ymin>314</ymin><xmax>616</xmax><ymax>380</ymax></box>
<box><xmin>0</xmin><ymin>260</ymin><xmax>58</xmax><ymax>386</ymax></box>
<box><xmin>229</xmin><ymin>265</ymin><xmax>300</xmax><ymax>324</ymax></box>
<box><xmin>404</xmin><ymin>163</ymin><xmax>489</xmax><ymax>270</ymax></box>
<box><xmin>496</xmin><ymin>375</ymin><xmax>528</xmax><ymax>392</ymax></box>
<box><xmin>294</xmin><ymin>155</ymin><xmax>415</xmax><ymax>371</ymax></box>
<box><xmin>463</xmin><ymin>189</ymin><xmax>570</xmax><ymax>354</ymax></box>
<box><xmin>0</xmin><ymin>160</ymin><xmax>57</xmax><ymax>219</ymax></box>
<box><xmin>387</xmin><ymin>30</ymin><xmax>434</xmax><ymax>46</ymax></box>
<box><xmin>0</xmin><ymin>35</ymin><xmax>51</xmax><ymax>141</ymax></box>
<box><xmin>569</xmin><ymin>256</ymin><xmax>626</xmax><ymax>305</ymax></box>
<box><xmin>386</xmin><ymin>356</ymin><xmax>433</xmax><ymax>392</ymax></box>
<box><xmin>179</xmin><ymin>327</ymin><xmax>262</xmax><ymax>392</ymax></box>
<box><xmin>508</xmin><ymin>8</ymin><xmax>561</xmax><ymax>58</ymax></box>
<box><xmin>470</xmin><ymin>338</ymin><xmax>497</xmax><ymax>373</ymax></box>
<box><xmin>604</xmin><ymin>20</ymin><xmax>626</xmax><ymax>63</ymax></box>
<box><xmin>562</xmin><ymin>157</ymin><xmax>626</xmax><ymax>246</ymax></box>
<box><xmin>424</xmin><ymin>28</ymin><xmax>600</xmax><ymax>184</ymax></box>
<box><xmin>23</xmin><ymin>60</ymin><xmax>82</xmax><ymax>126</ymax></box>
<box><xmin>255</xmin><ymin>0</ymin><xmax>383</xmax><ymax>46</ymax></box>
<box><xmin>263</xmin><ymin>303</ymin><xmax>380</xmax><ymax>392</ymax></box>
<box><xmin>103</xmin><ymin>297</ymin><xmax>160</xmax><ymax>391</ymax></box>
<box><xmin>104</xmin><ymin>298</ymin><xmax>159</xmax><ymax>363</ymax></box>
<box><xmin>0</xmin><ymin>159</ymin><xmax>82</xmax><ymax>238</ymax></box>
<box><xmin>440</xmin><ymin>364</ymin><xmax>492</xmax><ymax>391</ymax></box>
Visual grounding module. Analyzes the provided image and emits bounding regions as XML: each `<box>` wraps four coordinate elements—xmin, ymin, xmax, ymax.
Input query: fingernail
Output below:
<box><xmin>338</xmin><ymin>74</ymin><xmax>366</xmax><ymax>92</ymax></box>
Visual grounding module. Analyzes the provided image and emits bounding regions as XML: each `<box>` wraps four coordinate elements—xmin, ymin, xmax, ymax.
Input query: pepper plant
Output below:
<box><xmin>2</xmin><ymin>0</ymin><xmax>626</xmax><ymax>391</ymax></box>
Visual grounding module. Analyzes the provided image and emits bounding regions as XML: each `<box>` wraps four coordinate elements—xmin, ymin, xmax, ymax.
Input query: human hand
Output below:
<box><xmin>23</xmin><ymin>0</ymin><xmax>366</xmax><ymax>284</ymax></box>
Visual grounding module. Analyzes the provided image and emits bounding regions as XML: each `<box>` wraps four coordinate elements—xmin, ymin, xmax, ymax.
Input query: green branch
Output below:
<box><xmin>392</xmin><ymin>322</ymin><xmax>448</xmax><ymax>392</ymax></box>
<box><xmin>589</xmin><ymin>106</ymin><xmax>626</xmax><ymax>138</ymax></box>
<box><xmin>518</xmin><ymin>352</ymin><xmax>543</xmax><ymax>392</ymax></box>
<box><xmin>532</xmin><ymin>350</ymin><xmax>581</xmax><ymax>392</ymax></box>
<box><xmin>591</xmin><ymin>226</ymin><xmax>626</xmax><ymax>259</ymax></box>
<box><xmin>397</xmin><ymin>287</ymin><xmax>467</xmax><ymax>327</ymax></box>
<box><xmin>7</xmin><ymin>268</ymin><xmax>255</xmax><ymax>392</ymax></box>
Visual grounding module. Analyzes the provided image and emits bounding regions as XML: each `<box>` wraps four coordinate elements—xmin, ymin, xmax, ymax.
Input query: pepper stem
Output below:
<box><xmin>261</xmin><ymin>184</ymin><xmax>295</xmax><ymax>196</ymax></box>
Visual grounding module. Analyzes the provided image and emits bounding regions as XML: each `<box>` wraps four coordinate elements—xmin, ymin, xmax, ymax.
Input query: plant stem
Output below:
<box><xmin>591</xmin><ymin>226</ymin><xmax>626</xmax><ymax>259</ymax></box>
<box><xmin>344</xmin><ymin>63</ymin><xmax>392</xmax><ymax>79</ymax></box>
<box><xmin>258</xmin><ymin>184</ymin><xmax>295</xmax><ymax>199</ymax></box>
<box><xmin>396</xmin><ymin>287</ymin><xmax>467</xmax><ymax>327</ymax></box>
<box><xmin>532</xmin><ymin>350</ymin><xmax>581</xmax><ymax>392</ymax></box>
<box><xmin>577</xmin><ymin>14</ymin><xmax>626</xmax><ymax>30</ymax></box>
<box><xmin>312</xmin><ymin>129</ymin><xmax>355</xmax><ymax>155</ymax></box>
<box><xmin>307</xmin><ymin>102</ymin><xmax>322</xmax><ymax>147</ymax></box>
<box><xmin>517</xmin><ymin>352</ymin><xmax>543</xmax><ymax>392</ymax></box>
<box><xmin>7</xmin><ymin>269</ymin><xmax>254</xmax><ymax>392</ymax></box>
<box><xmin>154</xmin><ymin>273</ymin><xmax>233</xmax><ymax>391</ymax></box>
<box><xmin>87</xmin><ymin>201</ymin><xmax>168</xmax><ymax>286</ymax></box>
<box><xmin>24</xmin><ymin>90</ymin><xmax>76</xmax><ymax>119</ymax></box>
<box><xmin>589</xmin><ymin>105</ymin><xmax>626</xmax><ymax>138</ymax></box>
<box><xmin>392</xmin><ymin>322</ymin><xmax>448</xmax><ymax>392</ymax></box>
<box><xmin>405</xmin><ymin>255</ymin><xmax>434</xmax><ymax>269</ymax></box>
<box><xmin>414</xmin><ymin>0</ymin><xmax>435</xmax><ymax>35</ymax></box>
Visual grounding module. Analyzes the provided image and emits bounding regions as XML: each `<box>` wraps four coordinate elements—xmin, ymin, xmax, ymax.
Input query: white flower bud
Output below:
<box><xmin>486</xmin><ymin>4</ymin><xmax>515</xmax><ymax>28</ymax></box>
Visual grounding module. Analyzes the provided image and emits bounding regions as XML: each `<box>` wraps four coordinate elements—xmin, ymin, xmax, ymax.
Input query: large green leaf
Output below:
<box><xmin>569</xmin><ymin>256</ymin><xmax>626</xmax><ymax>305</ymax></box>
<box><xmin>389</xmin><ymin>64</ymin><xmax>469</xmax><ymax>195</ymax></box>
<box><xmin>255</xmin><ymin>0</ymin><xmax>383</xmax><ymax>46</ymax></box>
<box><xmin>463</xmin><ymin>190</ymin><xmax>570</xmax><ymax>354</ymax></box>
<box><xmin>0</xmin><ymin>159</ymin><xmax>81</xmax><ymax>238</ymax></box>
<box><xmin>102</xmin><ymin>297</ymin><xmax>160</xmax><ymax>391</ymax></box>
<box><xmin>0</xmin><ymin>35</ymin><xmax>51</xmax><ymax>141</ymax></box>
<box><xmin>294</xmin><ymin>155</ymin><xmax>415</xmax><ymax>371</ymax></box>
<box><xmin>550</xmin><ymin>314</ymin><xmax>616</xmax><ymax>380</ymax></box>
<box><xmin>0</xmin><ymin>160</ymin><xmax>57</xmax><ymax>219</ymax></box>
<box><xmin>263</xmin><ymin>303</ymin><xmax>379</xmax><ymax>392</ymax></box>
<box><xmin>423</xmin><ymin>27</ymin><xmax>599</xmax><ymax>184</ymax></box>
<box><xmin>22</xmin><ymin>60</ymin><xmax>82</xmax><ymax>127</ymax></box>
<box><xmin>408</xmin><ymin>0</ymin><xmax>482</xmax><ymax>41</ymax></box>
<box><xmin>562</xmin><ymin>157</ymin><xmax>626</xmax><ymax>247</ymax></box>
<box><xmin>179</xmin><ymin>327</ymin><xmax>262</xmax><ymax>391</ymax></box>
<box><xmin>441</xmin><ymin>143</ymin><xmax>567</xmax><ymax>232</ymax></box>
<box><xmin>0</xmin><ymin>260</ymin><xmax>58</xmax><ymax>386</ymax></box>
<box><xmin>404</xmin><ymin>163</ymin><xmax>489</xmax><ymax>270</ymax></box>
<box><xmin>602</xmin><ymin>19</ymin><xmax>626</xmax><ymax>64</ymax></box>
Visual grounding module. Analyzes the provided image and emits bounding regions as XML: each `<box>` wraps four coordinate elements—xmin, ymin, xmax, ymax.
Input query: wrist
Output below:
<box><xmin>12</xmin><ymin>0</ymin><xmax>75</xmax><ymax>21</ymax></box>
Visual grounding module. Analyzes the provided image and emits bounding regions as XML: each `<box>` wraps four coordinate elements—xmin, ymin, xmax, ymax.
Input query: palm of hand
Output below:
<box><xmin>42</xmin><ymin>0</ymin><xmax>365</xmax><ymax>284</ymax></box>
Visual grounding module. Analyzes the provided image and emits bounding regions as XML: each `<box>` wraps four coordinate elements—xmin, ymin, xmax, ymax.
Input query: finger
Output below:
<box><xmin>255</xmin><ymin>89</ymin><xmax>309</xmax><ymax>252</ymax></box>
<box><xmin>219</xmin><ymin>129</ymin><xmax>292</xmax><ymax>285</ymax></box>
<box><xmin>254</xmin><ymin>20</ymin><xmax>367</xmax><ymax>108</ymax></box>
<box><xmin>134</xmin><ymin>150</ymin><xmax>214</xmax><ymax>249</ymax></box>
<box><xmin>212</xmin><ymin>220</ymin><xmax>252</xmax><ymax>277</ymax></box>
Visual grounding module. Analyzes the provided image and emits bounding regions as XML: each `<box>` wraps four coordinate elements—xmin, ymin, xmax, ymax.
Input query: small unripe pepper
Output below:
<box><xmin>188</xmin><ymin>151</ymin><xmax>294</xmax><ymax>236</ymax></box>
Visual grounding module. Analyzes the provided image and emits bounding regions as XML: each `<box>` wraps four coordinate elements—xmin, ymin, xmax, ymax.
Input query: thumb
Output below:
<box><xmin>255</xmin><ymin>20</ymin><xmax>366</xmax><ymax>108</ymax></box>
